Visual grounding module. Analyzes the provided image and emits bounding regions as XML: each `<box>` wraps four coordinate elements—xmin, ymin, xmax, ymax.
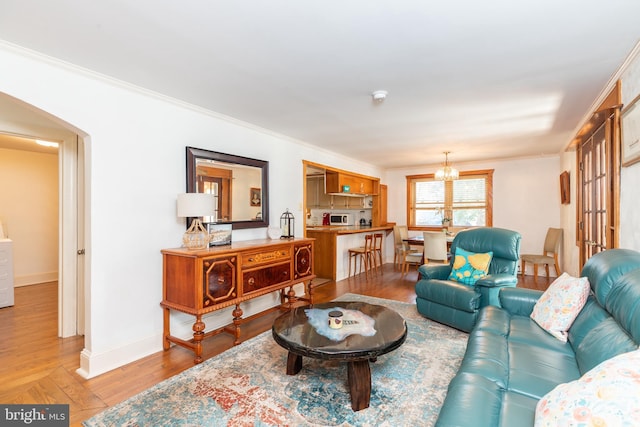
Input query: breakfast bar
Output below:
<box><xmin>306</xmin><ymin>225</ymin><xmax>394</xmax><ymax>281</ymax></box>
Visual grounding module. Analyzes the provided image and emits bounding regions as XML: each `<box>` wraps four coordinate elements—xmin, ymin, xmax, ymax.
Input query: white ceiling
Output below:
<box><xmin>1</xmin><ymin>1</ymin><xmax>639</xmax><ymax>168</ymax></box>
<box><xmin>0</xmin><ymin>132</ymin><xmax>58</xmax><ymax>155</ymax></box>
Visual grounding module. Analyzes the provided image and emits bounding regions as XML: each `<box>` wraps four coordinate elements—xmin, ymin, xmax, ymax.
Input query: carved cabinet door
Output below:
<box><xmin>202</xmin><ymin>255</ymin><xmax>237</xmax><ymax>307</ymax></box>
<box><xmin>294</xmin><ymin>243</ymin><xmax>313</xmax><ymax>279</ymax></box>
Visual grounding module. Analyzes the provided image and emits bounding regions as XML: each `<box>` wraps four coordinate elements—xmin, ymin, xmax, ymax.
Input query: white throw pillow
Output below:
<box><xmin>530</xmin><ymin>272</ymin><xmax>590</xmax><ymax>342</ymax></box>
<box><xmin>535</xmin><ymin>348</ymin><xmax>640</xmax><ymax>427</ymax></box>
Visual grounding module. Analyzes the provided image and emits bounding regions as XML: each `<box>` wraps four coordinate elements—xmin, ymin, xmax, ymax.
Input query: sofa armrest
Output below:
<box><xmin>417</xmin><ymin>264</ymin><xmax>451</xmax><ymax>280</ymax></box>
<box><xmin>475</xmin><ymin>273</ymin><xmax>518</xmax><ymax>288</ymax></box>
<box><xmin>498</xmin><ymin>287</ymin><xmax>543</xmax><ymax>316</ymax></box>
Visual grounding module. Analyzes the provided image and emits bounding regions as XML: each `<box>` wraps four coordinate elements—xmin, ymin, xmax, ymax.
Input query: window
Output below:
<box><xmin>406</xmin><ymin>170</ymin><xmax>493</xmax><ymax>229</ymax></box>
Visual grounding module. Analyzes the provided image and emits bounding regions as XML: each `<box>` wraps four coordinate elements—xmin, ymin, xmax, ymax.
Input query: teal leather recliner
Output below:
<box><xmin>415</xmin><ymin>227</ymin><xmax>521</xmax><ymax>332</ymax></box>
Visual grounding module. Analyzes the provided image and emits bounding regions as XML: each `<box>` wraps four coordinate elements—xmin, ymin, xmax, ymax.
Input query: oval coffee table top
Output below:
<box><xmin>272</xmin><ymin>301</ymin><xmax>407</xmax><ymax>361</ymax></box>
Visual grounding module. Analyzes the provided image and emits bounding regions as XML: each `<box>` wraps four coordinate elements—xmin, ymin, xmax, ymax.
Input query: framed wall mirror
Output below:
<box><xmin>186</xmin><ymin>146</ymin><xmax>269</xmax><ymax>229</ymax></box>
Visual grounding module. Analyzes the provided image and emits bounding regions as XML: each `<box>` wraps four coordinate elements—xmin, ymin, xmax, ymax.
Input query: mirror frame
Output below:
<box><xmin>186</xmin><ymin>146</ymin><xmax>269</xmax><ymax>230</ymax></box>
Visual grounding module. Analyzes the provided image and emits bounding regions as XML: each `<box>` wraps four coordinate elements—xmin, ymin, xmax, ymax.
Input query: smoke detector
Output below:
<box><xmin>371</xmin><ymin>90</ymin><xmax>388</xmax><ymax>103</ymax></box>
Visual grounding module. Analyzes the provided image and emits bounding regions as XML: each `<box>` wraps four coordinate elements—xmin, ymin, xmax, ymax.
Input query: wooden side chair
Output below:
<box><xmin>348</xmin><ymin>234</ymin><xmax>374</xmax><ymax>278</ymax></box>
<box><xmin>520</xmin><ymin>228</ymin><xmax>563</xmax><ymax>280</ymax></box>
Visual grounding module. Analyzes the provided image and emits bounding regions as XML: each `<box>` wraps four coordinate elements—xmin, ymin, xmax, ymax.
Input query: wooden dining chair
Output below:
<box><xmin>423</xmin><ymin>231</ymin><xmax>449</xmax><ymax>264</ymax></box>
<box><xmin>393</xmin><ymin>225</ymin><xmax>419</xmax><ymax>270</ymax></box>
<box><xmin>520</xmin><ymin>228</ymin><xmax>563</xmax><ymax>280</ymax></box>
<box><xmin>400</xmin><ymin>245</ymin><xmax>424</xmax><ymax>277</ymax></box>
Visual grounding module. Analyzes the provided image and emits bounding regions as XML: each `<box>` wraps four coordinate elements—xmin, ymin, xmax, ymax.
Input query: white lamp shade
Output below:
<box><xmin>176</xmin><ymin>193</ymin><xmax>216</xmax><ymax>217</ymax></box>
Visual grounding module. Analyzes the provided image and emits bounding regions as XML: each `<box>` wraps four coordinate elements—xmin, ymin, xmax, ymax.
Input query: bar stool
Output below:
<box><xmin>348</xmin><ymin>234</ymin><xmax>374</xmax><ymax>278</ymax></box>
<box><xmin>372</xmin><ymin>233</ymin><xmax>384</xmax><ymax>273</ymax></box>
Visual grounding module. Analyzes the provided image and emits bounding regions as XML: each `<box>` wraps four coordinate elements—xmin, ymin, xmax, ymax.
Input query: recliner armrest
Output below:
<box><xmin>475</xmin><ymin>273</ymin><xmax>518</xmax><ymax>288</ymax></box>
<box><xmin>498</xmin><ymin>287</ymin><xmax>543</xmax><ymax>316</ymax></box>
<box><xmin>417</xmin><ymin>264</ymin><xmax>451</xmax><ymax>280</ymax></box>
<box><xmin>415</xmin><ymin>279</ymin><xmax>481</xmax><ymax>312</ymax></box>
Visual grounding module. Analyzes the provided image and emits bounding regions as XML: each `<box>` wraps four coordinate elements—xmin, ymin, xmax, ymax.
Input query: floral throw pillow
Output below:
<box><xmin>535</xmin><ymin>348</ymin><xmax>640</xmax><ymax>427</ymax></box>
<box><xmin>448</xmin><ymin>248</ymin><xmax>493</xmax><ymax>286</ymax></box>
<box><xmin>530</xmin><ymin>272</ymin><xmax>590</xmax><ymax>342</ymax></box>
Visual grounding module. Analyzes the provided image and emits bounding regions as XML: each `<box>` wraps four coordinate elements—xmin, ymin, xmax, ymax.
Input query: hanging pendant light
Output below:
<box><xmin>435</xmin><ymin>151</ymin><xmax>459</xmax><ymax>181</ymax></box>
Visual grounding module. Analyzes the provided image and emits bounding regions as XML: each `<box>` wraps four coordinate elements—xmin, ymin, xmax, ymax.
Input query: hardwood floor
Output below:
<box><xmin>0</xmin><ymin>265</ymin><xmax>551</xmax><ymax>426</ymax></box>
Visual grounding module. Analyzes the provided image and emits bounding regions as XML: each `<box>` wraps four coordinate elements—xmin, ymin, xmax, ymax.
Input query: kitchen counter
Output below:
<box><xmin>306</xmin><ymin>225</ymin><xmax>394</xmax><ymax>234</ymax></box>
<box><xmin>306</xmin><ymin>224</ymin><xmax>394</xmax><ymax>280</ymax></box>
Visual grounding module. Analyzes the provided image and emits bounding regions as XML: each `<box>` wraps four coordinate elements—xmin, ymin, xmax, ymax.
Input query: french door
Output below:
<box><xmin>577</xmin><ymin>108</ymin><xmax>620</xmax><ymax>267</ymax></box>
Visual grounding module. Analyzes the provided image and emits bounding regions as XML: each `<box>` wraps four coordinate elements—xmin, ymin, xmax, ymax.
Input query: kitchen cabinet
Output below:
<box><xmin>373</xmin><ymin>184</ymin><xmax>388</xmax><ymax>226</ymax></box>
<box><xmin>325</xmin><ymin>171</ymin><xmax>377</xmax><ymax>195</ymax></box>
<box><xmin>330</xmin><ymin>195</ymin><xmax>367</xmax><ymax>209</ymax></box>
<box><xmin>161</xmin><ymin>238</ymin><xmax>315</xmax><ymax>363</ymax></box>
<box><xmin>307</xmin><ymin>176</ymin><xmax>332</xmax><ymax>208</ymax></box>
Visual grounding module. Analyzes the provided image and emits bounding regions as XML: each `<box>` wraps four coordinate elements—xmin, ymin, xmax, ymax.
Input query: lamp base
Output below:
<box><xmin>183</xmin><ymin>218</ymin><xmax>209</xmax><ymax>250</ymax></box>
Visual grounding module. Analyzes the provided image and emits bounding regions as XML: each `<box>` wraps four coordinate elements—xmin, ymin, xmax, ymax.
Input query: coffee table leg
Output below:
<box><xmin>286</xmin><ymin>352</ymin><xmax>302</xmax><ymax>375</ymax></box>
<box><xmin>347</xmin><ymin>360</ymin><xmax>371</xmax><ymax>411</ymax></box>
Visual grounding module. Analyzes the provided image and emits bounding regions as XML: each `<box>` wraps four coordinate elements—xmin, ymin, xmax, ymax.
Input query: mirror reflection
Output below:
<box><xmin>186</xmin><ymin>147</ymin><xmax>269</xmax><ymax>229</ymax></box>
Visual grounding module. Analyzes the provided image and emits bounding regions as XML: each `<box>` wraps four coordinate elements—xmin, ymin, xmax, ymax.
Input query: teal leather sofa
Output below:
<box><xmin>415</xmin><ymin>227</ymin><xmax>522</xmax><ymax>332</ymax></box>
<box><xmin>435</xmin><ymin>248</ymin><xmax>640</xmax><ymax>426</ymax></box>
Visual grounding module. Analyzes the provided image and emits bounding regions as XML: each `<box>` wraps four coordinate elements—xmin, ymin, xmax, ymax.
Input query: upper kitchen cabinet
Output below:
<box><xmin>306</xmin><ymin>175</ymin><xmax>332</xmax><ymax>208</ymax></box>
<box><xmin>372</xmin><ymin>184</ymin><xmax>388</xmax><ymax>226</ymax></box>
<box><xmin>325</xmin><ymin>171</ymin><xmax>378</xmax><ymax>195</ymax></box>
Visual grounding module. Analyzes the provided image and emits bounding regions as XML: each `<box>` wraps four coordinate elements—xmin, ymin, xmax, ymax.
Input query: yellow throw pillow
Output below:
<box><xmin>448</xmin><ymin>248</ymin><xmax>493</xmax><ymax>285</ymax></box>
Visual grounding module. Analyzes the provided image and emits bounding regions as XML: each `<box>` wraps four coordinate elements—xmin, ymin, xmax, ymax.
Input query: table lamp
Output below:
<box><xmin>177</xmin><ymin>193</ymin><xmax>216</xmax><ymax>249</ymax></box>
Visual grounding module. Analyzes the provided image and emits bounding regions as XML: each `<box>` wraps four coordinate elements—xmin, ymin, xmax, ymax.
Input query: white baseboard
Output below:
<box><xmin>77</xmin><ymin>284</ymin><xmax>305</xmax><ymax>379</ymax></box>
<box><xmin>14</xmin><ymin>272</ymin><xmax>58</xmax><ymax>287</ymax></box>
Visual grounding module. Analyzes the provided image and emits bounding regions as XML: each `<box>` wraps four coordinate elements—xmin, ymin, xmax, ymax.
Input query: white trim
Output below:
<box><xmin>13</xmin><ymin>272</ymin><xmax>58</xmax><ymax>287</ymax></box>
<box><xmin>59</xmin><ymin>135</ymin><xmax>79</xmax><ymax>337</ymax></box>
<box><xmin>75</xmin><ymin>286</ymin><xmax>304</xmax><ymax>378</ymax></box>
<box><xmin>565</xmin><ymin>40</ymin><xmax>640</xmax><ymax>151</ymax></box>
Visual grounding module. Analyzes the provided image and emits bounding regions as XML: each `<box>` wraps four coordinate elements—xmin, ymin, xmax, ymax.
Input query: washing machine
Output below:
<box><xmin>0</xmin><ymin>238</ymin><xmax>14</xmax><ymax>308</ymax></box>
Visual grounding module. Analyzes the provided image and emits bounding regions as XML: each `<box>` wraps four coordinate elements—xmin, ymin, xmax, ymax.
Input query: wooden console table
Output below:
<box><xmin>161</xmin><ymin>238</ymin><xmax>315</xmax><ymax>363</ymax></box>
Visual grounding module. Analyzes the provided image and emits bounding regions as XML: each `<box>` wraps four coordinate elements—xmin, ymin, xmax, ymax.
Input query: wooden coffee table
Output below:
<box><xmin>272</xmin><ymin>301</ymin><xmax>407</xmax><ymax>411</ymax></box>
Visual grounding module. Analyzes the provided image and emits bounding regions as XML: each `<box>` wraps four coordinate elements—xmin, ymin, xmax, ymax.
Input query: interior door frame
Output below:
<box><xmin>0</xmin><ymin>93</ymin><xmax>87</xmax><ymax>341</ymax></box>
<box><xmin>59</xmin><ymin>133</ymin><xmax>85</xmax><ymax>337</ymax></box>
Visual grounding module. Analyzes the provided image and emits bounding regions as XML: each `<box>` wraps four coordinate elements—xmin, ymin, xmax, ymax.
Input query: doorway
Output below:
<box><xmin>0</xmin><ymin>93</ymin><xmax>86</xmax><ymax>338</ymax></box>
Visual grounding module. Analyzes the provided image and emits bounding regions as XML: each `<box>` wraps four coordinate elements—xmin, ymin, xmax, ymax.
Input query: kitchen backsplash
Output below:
<box><xmin>307</xmin><ymin>208</ymin><xmax>372</xmax><ymax>226</ymax></box>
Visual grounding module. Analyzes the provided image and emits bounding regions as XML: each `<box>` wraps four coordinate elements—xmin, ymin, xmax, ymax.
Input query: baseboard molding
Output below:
<box><xmin>76</xmin><ymin>335</ymin><xmax>159</xmax><ymax>379</ymax></box>
<box><xmin>77</xmin><ymin>284</ymin><xmax>306</xmax><ymax>379</ymax></box>
<box><xmin>14</xmin><ymin>272</ymin><xmax>57</xmax><ymax>287</ymax></box>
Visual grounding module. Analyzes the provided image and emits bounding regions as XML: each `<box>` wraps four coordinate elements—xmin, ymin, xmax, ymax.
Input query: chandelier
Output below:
<box><xmin>435</xmin><ymin>151</ymin><xmax>459</xmax><ymax>181</ymax></box>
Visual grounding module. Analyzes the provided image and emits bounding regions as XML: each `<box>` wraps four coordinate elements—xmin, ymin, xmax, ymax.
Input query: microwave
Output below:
<box><xmin>330</xmin><ymin>213</ymin><xmax>354</xmax><ymax>225</ymax></box>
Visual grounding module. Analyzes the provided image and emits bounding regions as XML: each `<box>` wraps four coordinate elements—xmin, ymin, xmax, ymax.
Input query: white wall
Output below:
<box><xmin>620</xmin><ymin>47</ymin><xmax>640</xmax><ymax>251</ymax></box>
<box><xmin>231</xmin><ymin>167</ymin><xmax>262</xmax><ymax>220</ymax></box>
<box><xmin>383</xmin><ymin>156</ymin><xmax>563</xmax><ymax>274</ymax></box>
<box><xmin>0</xmin><ymin>43</ymin><xmax>382</xmax><ymax>378</ymax></box>
<box><xmin>560</xmin><ymin>152</ymin><xmax>580</xmax><ymax>277</ymax></box>
<box><xmin>0</xmin><ymin>147</ymin><xmax>58</xmax><ymax>285</ymax></box>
